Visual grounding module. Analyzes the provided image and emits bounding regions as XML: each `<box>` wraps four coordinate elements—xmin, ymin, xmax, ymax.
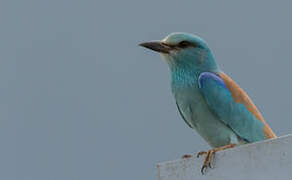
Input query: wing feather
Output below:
<box><xmin>219</xmin><ymin>72</ymin><xmax>276</xmax><ymax>139</ymax></box>
<box><xmin>198</xmin><ymin>72</ymin><xmax>276</xmax><ymax>142</ymax></box>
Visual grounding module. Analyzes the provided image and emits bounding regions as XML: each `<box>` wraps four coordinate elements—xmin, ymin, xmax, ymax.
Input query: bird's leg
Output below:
<box><xmin>197</xmin><ymin>144</ymin><xmax>236</xmax><ymax>174</ymax></box>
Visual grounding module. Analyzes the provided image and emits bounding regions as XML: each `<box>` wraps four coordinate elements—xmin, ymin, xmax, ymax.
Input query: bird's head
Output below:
<box><xmin>140</xmin><ymin>32</ymin><xmax>218</xmax><ymax>73</ymax></box>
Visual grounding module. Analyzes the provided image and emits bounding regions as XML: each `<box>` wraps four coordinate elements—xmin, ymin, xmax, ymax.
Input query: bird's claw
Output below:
<box><xmin>196</xmin><ymin>151</ymin><xmax>207</xmax><ymax>158</ymax></box>
<box><xmin>198</xmin><ymin>144</ymin><xmax>235</xmax><ymax>174</ymax></box>
<box><xmin>200</xmin><ymin>162</ymin><xmax>213</xmax><ymax>174</ymax></box>
<box><xmin>201</xmin><ymin>164</ymin><xmax>207</xmax><ymax>174</ymax></box>
<box><xmin>199</xmin><ymin>150</ymin><xmax>215</xmax><ymax>174</ymax></box>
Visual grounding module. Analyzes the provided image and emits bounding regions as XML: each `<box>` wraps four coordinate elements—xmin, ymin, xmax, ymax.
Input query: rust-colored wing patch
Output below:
<box><xmin>219</xmin><ymin>72</ymin><xmax>276</xmax><ymax>139</ymax></box>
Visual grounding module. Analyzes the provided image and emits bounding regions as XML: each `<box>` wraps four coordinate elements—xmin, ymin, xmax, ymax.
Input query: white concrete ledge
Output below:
<box><xmin>158</xmin><ymin>135</ymin><xmax>292</xmax><ymax>180</ymax></box>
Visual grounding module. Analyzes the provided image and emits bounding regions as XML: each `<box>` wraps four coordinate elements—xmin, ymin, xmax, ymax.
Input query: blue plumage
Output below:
<box><xmin>140</xmin><ymin>32</ymin><xmax>276</xmax><ymax>173</ymax></box>
<box><xmin>198</xmin><ymin>72</ymin><xmax>266</xmax><ymax>142</ymax></box>
<box><xmin>140</xmin><ymin>32</ymin><xmax>275</xmax><ymax>148</ymax></box>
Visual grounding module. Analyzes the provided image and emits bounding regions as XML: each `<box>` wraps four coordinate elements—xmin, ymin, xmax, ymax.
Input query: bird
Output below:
<box><xmin>139</xmin><ymin>32</ymin><xmax>276</xmax><ymax>174</ymax></box>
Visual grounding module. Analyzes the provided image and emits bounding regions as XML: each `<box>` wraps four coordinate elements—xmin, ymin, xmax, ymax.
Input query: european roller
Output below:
<box><xmin>140</xmin><ymin>32</ymin><xmax>276</xmax><ymax>174</ymax></box>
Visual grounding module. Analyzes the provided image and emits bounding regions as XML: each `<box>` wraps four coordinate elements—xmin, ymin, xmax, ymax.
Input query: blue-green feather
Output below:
<box><xmin>156</xmin><ymin>32</ymin><xmax>270</xmax><ymax>147</ymax></box>
<box><xmin>198</xmin><ymin>72</ymin><xmax>267</xmax><ymax>142</ymax></box>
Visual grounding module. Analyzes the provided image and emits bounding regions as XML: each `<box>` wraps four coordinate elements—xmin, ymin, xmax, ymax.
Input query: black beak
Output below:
<box><xmin>139</xmin><ymin>41</ymin><xmax>172</xmax><ymax>53</ymax></box>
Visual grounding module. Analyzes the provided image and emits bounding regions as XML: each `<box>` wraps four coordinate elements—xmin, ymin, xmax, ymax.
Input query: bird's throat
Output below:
<box><xmin>171</xmin><ymin>67</ymin><xmax>199</xmax><ymax>90</ymax></box>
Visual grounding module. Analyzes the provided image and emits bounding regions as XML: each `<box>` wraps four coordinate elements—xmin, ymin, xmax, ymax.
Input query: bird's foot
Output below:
<box><xmin>181</xmin><ymin>154</ymin><xmax>193</xmax><ymax>159</ymax></box>
<box><xmin>200</xmin><ymin>150</ymin><xmax>215</xmax><ymax>174</ymax></box>
<box><xmin>197</xmin><ymin>144</ymin><xmax>236</xmax><ymax>174</ymax></box>
<box><xmin>196</xmin><ymin>151</ymin><xmax>207</xmax><ymax>158</ymax></box>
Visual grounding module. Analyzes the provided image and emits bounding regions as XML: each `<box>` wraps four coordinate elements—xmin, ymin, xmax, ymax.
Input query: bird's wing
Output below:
<box><xmin>198</xmin><ymin>72</ymin><xmax>276</xmax><ymax>142</ymax></box>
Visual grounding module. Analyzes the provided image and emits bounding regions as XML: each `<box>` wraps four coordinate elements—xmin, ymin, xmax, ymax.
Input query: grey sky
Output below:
<box><xmin>1</xmin><ymin>0</ymin><xmax>292</xmax><ymax>179</ymax></box>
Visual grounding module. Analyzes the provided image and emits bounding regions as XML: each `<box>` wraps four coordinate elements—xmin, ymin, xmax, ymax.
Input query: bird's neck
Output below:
<box><xmin>168</xmin><ymin>50</ymin><xmax>220</xmax><ymax>91</ymax></box>
<box><xmin>170</xmin><ymin>63</ymin><xmax>219</xmax><ymax>89</ymax></box>
<box><xmin>170</xmin><ymin>66</ymin><xmax>199</xmax><ymax>90</ymax></box>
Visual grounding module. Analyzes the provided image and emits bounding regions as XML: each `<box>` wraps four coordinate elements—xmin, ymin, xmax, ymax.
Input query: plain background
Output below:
<box><xmin>1</xmin><ymin>0</ymin><xmax>292</xmax><ymax>179</ymax></box>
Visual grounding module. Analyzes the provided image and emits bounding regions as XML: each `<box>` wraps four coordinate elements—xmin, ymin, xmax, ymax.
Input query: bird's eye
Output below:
<box><xmin>178</xmin><ymin>41</ymin><xmax>192</xmax><ymax>48</ymax></box>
